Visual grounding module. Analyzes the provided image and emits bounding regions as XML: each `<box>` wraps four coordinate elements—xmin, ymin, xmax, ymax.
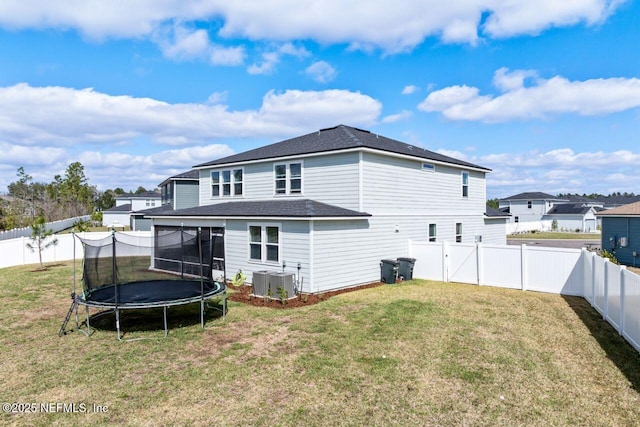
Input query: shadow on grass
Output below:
<box><xmin>78</xmin><ymin>300</ymin><xmax>226</xmax><ymax>338</ymax></box>
<box><xmin>562</xmin><ymin>295</ymin><xmax>640</xmax><ymax>392</ymax></box>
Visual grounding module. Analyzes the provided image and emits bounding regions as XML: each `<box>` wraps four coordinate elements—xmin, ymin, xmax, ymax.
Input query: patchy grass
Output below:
<box><xmin>1</xmin><ymin>262</ymin><xmax>639</xmax><ymax>426</ymax></box>
<box><xmin>508</xmin><ymin>232</ymin><xmax>600</xmax><ymax>240</ymax></box>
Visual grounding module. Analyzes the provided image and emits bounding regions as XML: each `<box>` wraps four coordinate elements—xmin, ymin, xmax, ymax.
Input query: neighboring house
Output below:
<box><xmin>146</xmin><ymin>125</ymin><xmax>505</xmax><ymax>293</ymax></box>
<box><xmin>596</xmin><ymin>201</ymin><xmax>640</xmax><ymax>267</ymax></box>
<box><xmin>102</xmin><ymin>191</ymin><xmax>161</xmax><ymax>230</ymax></box>
<box><xmin>499</xmin><ymin>192</ymin><xmax>601</xmax><ymax>233</ymax></box>
<box><xmin>159</xmin><ymin>169</ymin><xmax>200</xmax><ymax>210</ymax></box>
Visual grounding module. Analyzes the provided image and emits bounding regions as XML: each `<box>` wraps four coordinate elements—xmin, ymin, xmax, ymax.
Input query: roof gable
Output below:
<box><xmin>500</xmin><ymin>192</ymin><xmax>565</xmax><ymax>201</ymax></box>
<box><xmin>596</xmin><ymin>201</ymin><xmax>640</xmax><ymax>216</ymax></box>
<box><xmin>194</xmin><ymin>125</ymin><xmax>489</xmax><ymax>171</ymax></box>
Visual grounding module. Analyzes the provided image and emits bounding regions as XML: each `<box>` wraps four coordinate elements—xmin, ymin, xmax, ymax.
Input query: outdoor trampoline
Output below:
<box><xmin>60</xmin><ymin>228</ymin><xmax>226</xmax><ymax>340</ymax></box>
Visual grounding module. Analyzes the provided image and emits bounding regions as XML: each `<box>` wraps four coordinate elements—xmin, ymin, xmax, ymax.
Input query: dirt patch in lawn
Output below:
<box><xmin>226</xmin><ymin>281</ymin><xmax>383</xmax><ymax>308</ymax></box>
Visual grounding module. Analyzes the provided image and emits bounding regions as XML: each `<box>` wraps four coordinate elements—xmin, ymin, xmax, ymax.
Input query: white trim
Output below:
<box><xmin>273</xmin><ymin>160</ymin><xmax>304</xmax><ymax>196</ymax></box>
<box><xmin>148</xmin><ymin>215</ymin><xmax>370</xmax><ymax>221</ymax></box>
<box><xmin>358</xmin><ymin>151</ymin><xmax>364</xmax><ymax>212</ymax></box>
<box><xmin>194</xmin><ymin>147</ymin><xmax>490</xmax><ymax>173</ymax></box>
<box><xmin>309</xmin><ymin>220</ymin><xmax>315</xmax><ymax>293</ymax></box>
<box><xmin>247</xmin><ymin>222</ymin><xmax>282</xmax><ymax>265</ymax></box>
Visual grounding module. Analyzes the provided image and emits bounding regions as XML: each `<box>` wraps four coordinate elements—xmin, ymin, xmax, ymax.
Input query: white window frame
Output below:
<box><xmin>211</xmin><ymin>168</ymin><xmax>244</xmax><ymax>198</ymax></box>
<box><xmin>455</xmin><ymin>222</ymin><xmax>463</xmax><ymax>243</ymax></box>
<box><xmin>428</xmin><ymin>223</ymin><xmax>437</xmax><ymax>242</ymax></box>
<box><xmin>461</xmin><ymin>171</ymin><xmax>469</xmax><ymax>198</ymax></box>
<box><xmin>274</xmin><ymin>161</ymin><xmax>303</xmax><ymax>196</ymax></box>
<box><xmin>248</xmin><ymin>223</ymin><xmax>281</xmax><ymax>264</ymax></box>
<box><xmin>422</xmin><ymin>162</ymin><xmax>435</xmax><ymax>172</ymax></box>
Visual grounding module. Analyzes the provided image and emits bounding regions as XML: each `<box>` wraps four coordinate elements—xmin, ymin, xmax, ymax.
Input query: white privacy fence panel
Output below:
<box><xmin>526</xmin><ymin>246</ymin><xmax>583</xmax><ymax>295</ymax></box>
<box><xmin>447</xmin><ymin>244</ymin><xmax>478</xmax><ymax>285</ymax></box>
<box><xmin>0</xmin><ymin>231</ymin><xmax>151</xmax><ymax>269</ymax></box>
<box><xmin>481</xmin><ymin>245</ymin><xmax>522</xmax><ymax>289</ymax></box>
<box><xmin>409</xmin><ymin>240</ymin><xmax>640</xmax><ymax>353</ymax></box>
<box><xmin>0</xmin><ymin>215</ymin><xmax>91</xmax><ymax>241</ymax></box>
<box><xmin>622</xmin><ymin>270</ymin><xmax>640</xmax><ymax>352</ymax></box>
<box><xmin>408</xmin><ymin>241</ymin><xmax>445</xmax><ymax>282</ymax></box>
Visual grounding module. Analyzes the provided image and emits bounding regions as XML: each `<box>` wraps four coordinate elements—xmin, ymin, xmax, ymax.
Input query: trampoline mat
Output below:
<box><xmin>80</xmin><ymin>279</ymin><xmax>225</xmax><ymax>307</ymax></box>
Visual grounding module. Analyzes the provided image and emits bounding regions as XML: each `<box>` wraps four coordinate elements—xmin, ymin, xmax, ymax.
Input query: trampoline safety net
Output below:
<box><xmin>79</xmin><ymin>228</ymin><xmax>214</xmax><ymax>297</ymax></box>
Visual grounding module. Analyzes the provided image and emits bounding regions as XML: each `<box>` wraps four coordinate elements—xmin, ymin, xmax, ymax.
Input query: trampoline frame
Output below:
<box><xmin>61</xmin><ymin>228</ymin><xmax>226</xmax><ymax>341</ymax></box>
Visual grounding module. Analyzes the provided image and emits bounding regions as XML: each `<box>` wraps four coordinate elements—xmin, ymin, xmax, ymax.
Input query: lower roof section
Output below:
<box><xmin>143</xmin><ymin>199</ymin><xmax>371</xmax><ymax>220</ymax></box>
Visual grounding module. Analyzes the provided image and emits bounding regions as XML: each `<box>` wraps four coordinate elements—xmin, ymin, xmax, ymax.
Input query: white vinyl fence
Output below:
<box><xmin>409</xmin><ymin>240</ymin><xmax>640</xmax><ymax>353</ymax></box>
<box><xmin>0</xmin><ymin>215</ymin><xmax>91</xmax><ymax>241</ymax></box>
<box><xmin>0</xmin><ymin>231</ymin><xmax>151</xmax><ymax>269</ymax></box>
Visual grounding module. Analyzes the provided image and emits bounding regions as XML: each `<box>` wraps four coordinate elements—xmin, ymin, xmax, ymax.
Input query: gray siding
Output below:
<box><xmin>175</xmin><ymin>181</ymin><xmax>199</xmax><ymax>209</ymax></box>
<box><xmin>361</xmin><ymin>152</ymin><xmax>486</xmax><ymax>215</ymax></box>
<box><xmin>225</xmin><ymin>219</ymin><xmax>311</xmax><ymax>291</ymax></box>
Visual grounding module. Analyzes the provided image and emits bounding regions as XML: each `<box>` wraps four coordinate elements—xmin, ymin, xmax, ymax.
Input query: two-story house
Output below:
<box><xmin>159</xmin><ymin>169</ymin><xmax>200</xmax><ymax>210</ymax></box>
<box><xmin>102</xmin><ymin>190</ymin><xmax>161</xmax><ymax>230</ymax></box>
<box><xmin>499</xmin><ymin>192</ymin><xmax>600</xmax><ymax>233</ymax></box>
<box><xmin>147</xmin><ymin>125</ymin><xmax>503</xmax><ymax>293</ymax></box>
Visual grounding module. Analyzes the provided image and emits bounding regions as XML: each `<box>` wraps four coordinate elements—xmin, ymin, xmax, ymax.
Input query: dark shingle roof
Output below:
<box><xmin>144</xmin><ymin>199</ymin><xmax>370</xmax><ymax>219</ymax></box>
<box><xmin>103</xmin><ymin>203</ymin><xmax>132</xmax><ymax>213</ymax></box>
<box><xmin>485</xmin><ymin>206</ymin><xmax>510</xmax><ymax>217</ymax></box>
<box><xmin>116</xmin><ymin>191</ymin><xmax>161</xmax><ymax>199</ymax></box>
<box><xmin>500</xmin><ymin>192</ymin><xmax>566</xmax><ymax>201</ymax></box>
<box><xmin>546</xmin><ymin>204</ymin><xmax>593</xmax><ymax>215</ymax></box>
<box><xmin>158</xmin><ymin>169</ymin><xmax>199</xmax><ymax>187</ymax></box>
<box><xmin>194</xmin><ymin>125</ymin><xmax>489</xmax><ymax>171</ymax></box>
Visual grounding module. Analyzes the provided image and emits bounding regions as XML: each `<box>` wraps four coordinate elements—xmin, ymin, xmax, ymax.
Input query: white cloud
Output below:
<box><xmin>440</xmin><ymin>147</ymin><xmax>640</xmax><ymax>198</ymax></box>
<box><xmin>0</xmin><ymin>1</ymin><xmax>626</xmax><ymax>54</ymax></box>
<box><xmin>305</xmin><ymin>61</ymin><xmax>337</xmax><ymax>83</ymax></box>
<box><xmin>381</xmin><ymin>110</ymin><xmax>413</xmax><ymax>123</ymax></box>
<box><xmin>402</xmin><ymin>85</ymin><xmax>420</xmax><ymax>95</ymax></box>
<box><xmin>248</xmin><ymin>43</ymin><xmax>311</xmax><ymax>75</ymax></box>
<box><xmin>419</xmin><ymin>68</ymin><xmax>640</xmax><ymax>122</ymax></box>
<box><xmin>0</xmin><ymin>83</ymin><xmax>382</xmax><ymax>146</ymax></box>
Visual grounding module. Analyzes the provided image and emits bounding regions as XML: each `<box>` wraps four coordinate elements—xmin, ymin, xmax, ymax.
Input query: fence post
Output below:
<box><xmin>476</xmin><ymin>243</ymin><xmax>483</xmax><ymax>286</ymax></box>
<box><xmin>520</xmin><ymin>244</ymin><xmax>527</xmax><ymax>291</ymax></box>
<box><xmin>442</xmin><ymin>241</ymin><xmax>449</xmax><ymax>283</ymax></box>
<box><xmin>603</xmin><ymin>259</ymin><xmax>609</xmax><ymax>321</ymax></box>
<box><xmin>21</xmin><ymin>236</ymin><xmax>26</xmax><ymax>265</ymax></box>
<box><xmin>620</xmin><ymin>266</ymin><xmax>626</xmax><ymax>336</ymax></box>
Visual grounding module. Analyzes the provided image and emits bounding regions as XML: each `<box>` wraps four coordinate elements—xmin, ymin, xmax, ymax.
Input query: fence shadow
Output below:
<box><xmin>562</xmin><ymin>295</ymin><xmax>640</xmax><ymax>392</ymax></box>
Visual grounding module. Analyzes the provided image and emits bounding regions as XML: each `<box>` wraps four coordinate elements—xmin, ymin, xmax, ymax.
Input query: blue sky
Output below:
<box><xmin>0</xmin><ymin>1</ymin><xmax>639</xmax><ymax>199</ymax></box>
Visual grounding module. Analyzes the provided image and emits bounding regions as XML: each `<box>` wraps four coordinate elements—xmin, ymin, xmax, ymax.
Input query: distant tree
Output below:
<box><xmin>59</xmin><ymin>162</ymin><xmax>94</xmax><ymax>217</ymax></box>
<box><xmin>113</xmin><ymin>187</ymin><xmax>126</xmax><ymax>195</ymax></box>
<box><xmin>95</xmin><ymin>190</ymin><xmax>117</xmax><ymax>211</ymax></box>
<box><xmin>486</xmin><ymin>198</ymin><xmax>500</xmax><ymax>209</ymax></box>
<box><xmin>134</xmin><ymin>186</ymin><xmax>147</xmax><ymax>194</ymax></box>
<box><xmin>25</xmin><ymin>216</ymin><xmax>59</xmax><ymax>271</ymax></box>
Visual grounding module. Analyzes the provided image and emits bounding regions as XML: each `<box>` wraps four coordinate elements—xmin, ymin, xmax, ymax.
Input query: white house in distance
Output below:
<box><xmin>499</xmin><ymin>192</ymin><xmax>600</xmax><ymax>233</ymax></box>
<box><xmin>102</xmin><ymin>191</ymin><xmax>161</xmax><ymax>230</ymax></box>
<box><xmin>146</xmin><ymin>125</ymin><xmax>507</xmax><ymax>293</ymax></box>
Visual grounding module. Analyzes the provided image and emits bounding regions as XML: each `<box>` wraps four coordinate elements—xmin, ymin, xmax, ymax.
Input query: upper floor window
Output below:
<box><xmin>527</xmin><ymin>200</ymin><xmax>532</xmax><ymax>209</ymax></box>
<box><xmin>145</xmin><ymin>199</ymin><xmax>156</xmax><ymax>207</ymax></box>
<box><xmin>461</xmin><ymin>171</ymin><xmax>469</xmax><ymax>197</ymax></box>
<box><xmin>455</xmin><ymin>222</ymin><xmax>463</xmax><ymax>243</ymax></box>
<box><xmin>212</xmin><ymin>168</ymin><xmax>243</xmax><ymax>198</ymax></box>
<box><xmin>161</xmin><ymin>184</ymin><xmax>173</xmax><ymax>206</ymax></box>
<box><xmin>428</xmin><ymin>223</ymin><xmax>437</xmax><ymax>242</ymax></box>
<box><xmin>422</xmin><ymin>162</ymin><xmax>435</xmax><ymax>172</ymax></box>
<box><xmin>275</xmin><ymin>162</ymin><xmax>302</xmax><ymax>195</ymax></box>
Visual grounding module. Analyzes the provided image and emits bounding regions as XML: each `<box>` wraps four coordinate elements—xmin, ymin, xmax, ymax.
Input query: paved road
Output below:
<box><xmin>507</xmin><ymin>238</ymin><xmax>601</xmax><ymax>250</ymax></box>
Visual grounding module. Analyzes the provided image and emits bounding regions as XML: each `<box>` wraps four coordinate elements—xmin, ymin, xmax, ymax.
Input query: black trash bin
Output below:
<box><xmin>397</xmin><ymin>257</ymin><xmax>416</xmax><ymax>281</ymax></box>
<box><xmin>380</xmin><ymin>259</ymin><xmax>399</xmax><ymax>284</ymax></box>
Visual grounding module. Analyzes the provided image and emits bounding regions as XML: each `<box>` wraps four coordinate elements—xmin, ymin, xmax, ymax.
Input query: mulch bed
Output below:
<box><xmin>226</xmin><ymin>282</ymin><xmax>384</xmax><ymax>309</ymax></box>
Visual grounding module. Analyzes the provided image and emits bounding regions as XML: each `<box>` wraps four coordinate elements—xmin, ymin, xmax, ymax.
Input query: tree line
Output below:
<box><xmin>0</xmin><ymin>163</ymin><xmax>150</xmax><ymax>231</ymax></box>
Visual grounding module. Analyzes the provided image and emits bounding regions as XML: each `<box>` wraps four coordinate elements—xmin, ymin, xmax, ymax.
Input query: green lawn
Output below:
<box><xmin>1</xmin><ymin>262</ymin><xmax>639</xmax><ymax>426</ymax></box>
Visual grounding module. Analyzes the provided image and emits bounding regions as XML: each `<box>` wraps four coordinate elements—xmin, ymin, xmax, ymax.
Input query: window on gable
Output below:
<box><xmin>456</xmin><ymin>222</ymin><xmax>463</xmax><ymax>243</ymax></box>
<box><xmin>422</xmin><ymin>163</ymin><xmax>435</xmax><ymax>172</ymax></box>
<box><xmin>211</xmin><ymin>168</ymin><xmax>243</xmax><ymax>198</ymax></box>
<box><xmin>274</xmin><ymin>162</ymin><xmax>302</xmax><ymax>195</ymax></box>
<box><xmin>249</xmin><ymin>224</ymin><xmax>280</xmax><ymax>263</ymax></box>
<box><xmin>461</xmin><ymin>171</ymin><xmax>469</xmax><ymax>197</ymax></box>
<box><xmin>429</xmin><ymin>223</ymin><xmax>437</xmax><ymax>242</ymax></box>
